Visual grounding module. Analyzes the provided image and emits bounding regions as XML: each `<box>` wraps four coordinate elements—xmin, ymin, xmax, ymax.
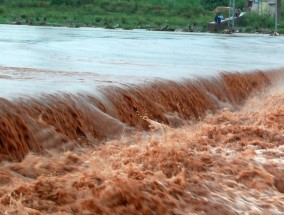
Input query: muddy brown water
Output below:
<box><xmin>0</xmin><ymin>25</ymin><xmax>283</xmax><ymax>214</ymax></box>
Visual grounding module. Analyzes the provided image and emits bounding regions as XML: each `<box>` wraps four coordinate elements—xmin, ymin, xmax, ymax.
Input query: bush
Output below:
<box><xmin>242</xmin><ymin>12</ymin><xmax>274</xmax><ymax>29</ymax></box>
<box><xmin>0</xmin><ymin>6</ymin><xmax>4</xmax><ymax>14</ymax></box>
<box><xmin>0</xmin><ymin>0</ymin><xmax>281</xmax><ymax>31</ymax></box>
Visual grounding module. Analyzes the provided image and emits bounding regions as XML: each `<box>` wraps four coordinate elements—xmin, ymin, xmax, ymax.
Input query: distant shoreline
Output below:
<box><xmin>1</xmin><ymin>21</ymin><xmax>282</xmax><ymax>36</ymax></box>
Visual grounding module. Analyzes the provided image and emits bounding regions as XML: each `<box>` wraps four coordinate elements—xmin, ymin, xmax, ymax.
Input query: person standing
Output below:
<box><xmin>217</xmin><ymin>13</ymin><xmax>224</xmax><ymax>24</ymax></box>
<box><xmin>235</xmin><ymin>7</ymin><xmax>241</xmax><ymax>17</ymax></box>
<box><xmin>214</xmin><ymin>13</ymin><xmax>219</xmax><ymax>23</ymax></box>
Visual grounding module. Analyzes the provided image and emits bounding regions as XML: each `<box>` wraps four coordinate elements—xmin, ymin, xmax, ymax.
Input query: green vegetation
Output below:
<box><xmin>238</xmin><ymin>13</ymin><xmax>274</xmax><ymax>32</ymax></box>
<box><xmin>0</xmin><ymin>0</ymin><xmax>283</xmax><ymax>33</ymax></box>
<box><xmin>0</xmin><ymin>0</ymin><xmax>211</xmax><ymax>30</ymax></box>
<box><xmin>201</xmin><ymin>0</ymin><xmax>246</xmax><ymax>10</ymax></box>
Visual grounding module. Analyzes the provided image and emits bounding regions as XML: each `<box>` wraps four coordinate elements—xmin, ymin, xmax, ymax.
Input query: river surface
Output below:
<box><xmin>0</xmin><ymin>25</ymin><xmax>284</xmax><ymax>215</ymax></box>
<box><xmin>0</xmin><ymin>24</ymin><xmax>284</xmax><ymax>97</ymax></box>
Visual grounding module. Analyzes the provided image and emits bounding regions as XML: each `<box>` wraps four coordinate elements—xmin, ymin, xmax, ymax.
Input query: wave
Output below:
<box><xmin>0</xmin><ymin>69</ymin><xmax>282</xmax><ymax>161</ymax></box>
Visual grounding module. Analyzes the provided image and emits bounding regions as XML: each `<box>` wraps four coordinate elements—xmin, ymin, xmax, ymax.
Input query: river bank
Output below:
<box><xmin>2</xmin><ymin>17</ymin><xmax>282</xmax><ymax>35</ymax></box>
<box><xmin>1</xmin><ymin>0</ymin><xmax>283</xmax><ymax>34</ymax></box>
<box><xmin>0</xmin><ymin>23</ymin><xmax>279</xmax><ymax>38</ymax></box>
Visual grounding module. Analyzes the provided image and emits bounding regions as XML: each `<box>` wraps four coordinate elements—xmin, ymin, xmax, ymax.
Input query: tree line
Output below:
<box><xmin>1</xmin><ymin>0</ymin><xmax>246</xmax><ymax>10</ymax></box>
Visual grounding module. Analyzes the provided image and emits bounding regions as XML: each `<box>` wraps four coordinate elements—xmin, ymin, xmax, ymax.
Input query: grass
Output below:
<box><xmin>0</xmin><ymin>0</ymin><xmax>283</xmax><ymax>32</ymax></box>
<box><xmin>240</xmin><ymin>13</ymin><xmax>275</xmax><ymax>32</ymax></box>
<box><xmin>0</xmin><ymin>0</ymin><xmax>214</xmax><ymax>31</ymax></box>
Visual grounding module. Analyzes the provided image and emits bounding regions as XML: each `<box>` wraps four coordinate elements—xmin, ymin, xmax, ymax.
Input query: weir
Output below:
<box><xmin>0</xmin><ymin>69</ymin><xmax>282</xmax><ymax>161</ymax></box>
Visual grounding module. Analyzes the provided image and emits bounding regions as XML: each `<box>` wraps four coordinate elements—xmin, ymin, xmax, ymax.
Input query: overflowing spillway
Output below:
<box><xmin>0</xmin><ymin>25</ymin><xmax>284</xmax><ymax>214</ymax></box>
<box><xmin>0</xmin><ymin>69</ymin><xmax>283</xmax><ymax>214</ymax></box>
<box><xmin>0</xmin><ymin>70</ymin><xmax>279</xmax><ymax>161</ymax></box>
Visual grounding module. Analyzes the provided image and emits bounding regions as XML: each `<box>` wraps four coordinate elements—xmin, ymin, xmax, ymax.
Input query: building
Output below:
<box><xmin>247</xmin><ymin>0</ymin><xmax>281</xmax><ymax>17</ymax></box>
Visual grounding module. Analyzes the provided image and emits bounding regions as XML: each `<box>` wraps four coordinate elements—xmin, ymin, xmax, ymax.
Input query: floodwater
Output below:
<box><xmin>0</xmin><ymin>25</ymin><xmax>284</xmax><ymax>214</ymax></box>
<box><xmin>0</xmin><ymin>24</ymin><xmax>284</xmax><ymax>97</ymax></box>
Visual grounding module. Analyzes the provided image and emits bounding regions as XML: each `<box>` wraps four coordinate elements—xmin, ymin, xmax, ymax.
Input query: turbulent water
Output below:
<box><xmin>0</xmin><ymin>25</ymin><xmax>284</xmax><ymax>214</ymax></box>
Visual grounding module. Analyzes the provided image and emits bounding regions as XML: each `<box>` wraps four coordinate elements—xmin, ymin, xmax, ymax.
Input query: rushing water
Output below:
<box><xmin>0</xmin><ymin>24</ymin><xmax>284</xmax><ymax>97</ymax></box>
<box><xmin>0</xmin><ymin>25</ymin><xmax>283</xmax><ymax>214</ymax></box>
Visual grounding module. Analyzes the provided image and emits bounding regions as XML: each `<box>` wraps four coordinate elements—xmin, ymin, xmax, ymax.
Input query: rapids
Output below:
<box><xmin>0</xmin><ymin>25</ymin><xmax>283</xmax><ymax>214</ymax></box>
<box><xmin>0</xmin><ymin>69</ymin><xmax>283</xmax><ymax>214</ymax></box>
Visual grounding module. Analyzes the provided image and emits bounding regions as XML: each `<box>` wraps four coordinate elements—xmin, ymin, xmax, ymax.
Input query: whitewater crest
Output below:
<box><xmin>0</xmin><ymin>69</ymin><xmax>283</xmax><ymax>214</ymax></box>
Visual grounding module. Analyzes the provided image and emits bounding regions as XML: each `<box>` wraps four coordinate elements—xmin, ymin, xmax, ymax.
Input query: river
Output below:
<box><xmin>0</xmin><ymin>24</ymin><xmax>284</xmax><ymax>97</ymax></box>
<box><xmin>0</xmin><ymin>24</ymin><xmax>283</xmax><ymax>215</ymax></box>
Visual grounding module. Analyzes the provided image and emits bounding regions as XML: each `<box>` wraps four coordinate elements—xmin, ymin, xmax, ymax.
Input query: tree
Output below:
<box><xmin>50</xmin><ymin>0</ymin><xmax>95</xmax><ymax>6</ymax></box>
<box><xmin>201</xmin><ymin>0</ymin><xmax>245</xmax><ymax>10</ymax></box>
<box><xmin>50</xmin><ymin>0</ymin><xmax>64</xmax><ymax>5</ymax></box>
